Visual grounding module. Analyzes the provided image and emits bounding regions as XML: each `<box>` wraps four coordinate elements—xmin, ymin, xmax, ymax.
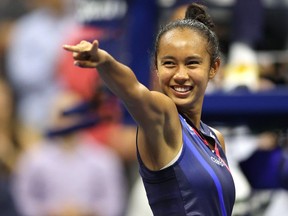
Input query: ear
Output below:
<box><xmin>209</xmin><ymin>58</ymin><xmax>220</xmax><ymax>79</ymax></box>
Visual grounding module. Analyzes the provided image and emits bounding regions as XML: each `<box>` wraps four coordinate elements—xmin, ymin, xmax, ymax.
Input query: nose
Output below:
<box><xmin>174</xmin><ymin>66</ymin><xmax>189</xmax><ymax>83</ymax></box>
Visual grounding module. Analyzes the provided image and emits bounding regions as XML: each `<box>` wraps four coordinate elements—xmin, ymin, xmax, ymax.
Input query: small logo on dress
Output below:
<box><xmin>210</xmin><ymin>156</ymin><xmax>224</xmax><ymax>167</ymax></box>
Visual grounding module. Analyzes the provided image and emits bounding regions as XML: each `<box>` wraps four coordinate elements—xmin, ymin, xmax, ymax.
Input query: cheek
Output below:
<box><xmin>158</xmin><ymin>70</ymin><xmax>173</xmax><ymax>85</ymax></box>
<box><xmin>188</xmin><ymin>70</ymin><xmax>210</xmax><ymax>90</ymax></box>
<box><xmin>189</xmin><ymin>69</ymin><xmax>207</xmax><ymax>82</ymax></box>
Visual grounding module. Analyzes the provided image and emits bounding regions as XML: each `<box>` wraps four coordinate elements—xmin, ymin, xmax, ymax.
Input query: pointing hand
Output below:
<box><xmin>63</xmin><ymin>40</ymin><xmax>106</xmax><ymax>68</ymax></box>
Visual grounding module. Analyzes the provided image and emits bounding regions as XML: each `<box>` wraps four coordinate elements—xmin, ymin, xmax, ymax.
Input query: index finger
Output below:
<box><xmin>62</xmin><ymin>44</ymin><xmax>82</xmax><ymax>53</ymax></box>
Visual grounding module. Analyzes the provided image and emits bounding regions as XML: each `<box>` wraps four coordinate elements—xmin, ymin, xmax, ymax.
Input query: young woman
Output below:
<box><xmin>63</xmin><ymin>3</ymin><xmax>235</xmax><ymax>216</ymax></box>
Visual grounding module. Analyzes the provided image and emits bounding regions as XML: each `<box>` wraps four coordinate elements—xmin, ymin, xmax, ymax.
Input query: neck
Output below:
<box><xmin>178</xmin><ymin>110</ymin><xmax>201</xmax><ymax>129</ymax></box>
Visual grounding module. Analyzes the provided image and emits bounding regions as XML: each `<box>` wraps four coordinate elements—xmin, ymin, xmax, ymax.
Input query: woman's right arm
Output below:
<box><xmin>63</xmin><ymin>40</ymin><xmax>182</xmax><ymax>169</ymax></box>
<box><xmin>63</xmin><ymin>40</ymin><xmax>173</xmax><ymax>130</ymax></box>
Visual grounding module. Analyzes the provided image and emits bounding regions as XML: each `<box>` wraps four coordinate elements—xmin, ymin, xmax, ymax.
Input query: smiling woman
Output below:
<box><xmin>63</xmin><ymin>3</ymin><xmax>235</xmax><ymax>216</ymax></box>
<box><xmin>155</xmin><ymin>28</ymin><xmax>217</xmax><ymax>106</ymax></box>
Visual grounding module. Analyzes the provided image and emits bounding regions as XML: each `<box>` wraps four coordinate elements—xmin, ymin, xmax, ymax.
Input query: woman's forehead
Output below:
<box><xmin>161</xmin><ymin>27</ymin><xmax>204</xmax><ymax>41</ymax></box>
<box><xmin>158</xmin><ymin>28</ymin><xmax>208</xmax><ymax>54</ymax></box>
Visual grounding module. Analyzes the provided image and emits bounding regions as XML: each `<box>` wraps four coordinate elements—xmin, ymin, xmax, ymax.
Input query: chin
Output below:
<box><xmin>173</xmin><ymin>98</ymin><xmax>191</xmax><ymax>107</ymax></box>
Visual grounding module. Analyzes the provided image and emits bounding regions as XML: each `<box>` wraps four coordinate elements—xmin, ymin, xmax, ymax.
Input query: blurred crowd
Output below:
<box><xmin>0</xmin><ymin>0</ymin><xmax>288</xmax><ymax>216</ymax></box>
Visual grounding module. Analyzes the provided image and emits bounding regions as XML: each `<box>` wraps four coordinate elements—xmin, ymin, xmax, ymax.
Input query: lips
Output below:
<box><xmin>172</xmin><ymin>85</ymin><xmax>193</xmax><ymax>93</ymax></box>
<box><xmin>170</xmin><ymin>85</ymin><xmax>193</xmax><ymax>98</ymax></box>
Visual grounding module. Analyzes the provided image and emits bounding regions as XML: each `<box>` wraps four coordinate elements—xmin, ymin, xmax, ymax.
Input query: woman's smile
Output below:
<box><xmin>171</xmin><ymin>85</ymin><xmax>193</xmax><ymax>98</ymax></box>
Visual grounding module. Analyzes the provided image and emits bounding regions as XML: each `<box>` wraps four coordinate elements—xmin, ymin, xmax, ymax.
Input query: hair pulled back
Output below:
<box><xmin>184</xmin><ymin>3</ymin><xmax>215</xmax><ymax>30</ymax></box>
<box><xmin>154</xmin><ymin>3</ymin><xmax>220</xmax><ymax>67</ymax></box>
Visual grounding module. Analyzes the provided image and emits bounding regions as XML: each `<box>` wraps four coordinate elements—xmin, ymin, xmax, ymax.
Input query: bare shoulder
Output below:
<box><xmin>141</xmin><ymin>90</ymin><xmax>178</xmax><ymax>121</ymax></box>
<box><xmin>126</xmin><ymin>89</ymin><xmax>176</xmax><ymax>128</ymax></box>
<box><xmin>143</xmin><ymin>90</ymin><xmax>181</xmax><ymax>138</ymax></box>
<box><xmin>209</xmin><ymin>126</ymin><xmax>226</xmax><ymax>153</ymax></box>
<box><xmin>137</xmin><ymin>91</ymin><xmax>182</xmax><ymax>170</ymax></box>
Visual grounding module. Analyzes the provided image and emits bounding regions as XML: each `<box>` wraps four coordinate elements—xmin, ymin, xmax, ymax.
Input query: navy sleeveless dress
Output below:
<box><xmin>137</xmin><ymin>114</ymin><xmax>235</xmax><ymax>216</ymax></box>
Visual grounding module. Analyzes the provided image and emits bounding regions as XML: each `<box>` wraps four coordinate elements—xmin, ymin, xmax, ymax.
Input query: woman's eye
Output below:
<box><xmin>187</xmin><ymin>60</ymin><xmax>198</xmax><ymax>65</ymax></box>
<box><xmin>163</xmin><ymin>61</ymin><xmax>175</xmax><ymax>66</ymax></box>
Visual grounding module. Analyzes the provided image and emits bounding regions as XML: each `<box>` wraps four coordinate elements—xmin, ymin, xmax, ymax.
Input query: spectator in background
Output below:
<box><xmin>12</xmin><ymin>90</ymin><xmax>127</xmax><ymax>216</ymax></box>
<box><xmin>5</xmin><ymin>0</ymin><xmax>75</xmax><ymax>148</ymax></box>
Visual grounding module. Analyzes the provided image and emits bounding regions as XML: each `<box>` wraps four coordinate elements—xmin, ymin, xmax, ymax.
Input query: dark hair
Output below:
<box><xmin>153</xmin><ymin>3</ymin><xmax>220</xmax><ymax>67</ymax></box>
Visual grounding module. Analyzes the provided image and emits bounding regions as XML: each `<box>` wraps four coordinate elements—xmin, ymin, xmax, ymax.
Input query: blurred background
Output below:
<box><xmin>0</xmin><ymin>0</ymin><xmax>287</xmax><ymax>216</ymax></box>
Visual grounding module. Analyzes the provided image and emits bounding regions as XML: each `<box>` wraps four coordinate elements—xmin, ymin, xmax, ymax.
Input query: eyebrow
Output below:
<box><xmin>160</xmin><ymin>55</ymin><xmax>176</xmax><ymax>60</ymax></box>
<box><xmin>186</xmin><ymin>56</ymin><xmax>203</xmax><ymax>63</ymax></box>
<box><xmin>160</xmin><ymin>55</ymin><xmax>202</xmax><ymax>61</ymax></box>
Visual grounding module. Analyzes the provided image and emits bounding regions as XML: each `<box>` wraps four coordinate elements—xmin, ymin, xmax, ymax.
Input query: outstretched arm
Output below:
<box><xmin>63</xmin><ymin>40</ymin><xmax>182</xmax><ymax>170</ymax></box>
<box><xmin>63</xmin><ymin>40</ymin><xmax>160</xmax><ymax>125</ymax></box>
<box><xmin>63</xmin><ymin>40</ymin><xmax>179</xmax><ymax>129</ymax></box>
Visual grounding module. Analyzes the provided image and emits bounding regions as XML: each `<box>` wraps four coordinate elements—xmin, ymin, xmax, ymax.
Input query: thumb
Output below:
<box><xmin>91</xmin><ymin>40</ymin><xmax>99</xmax><ymax>53</ymax></box>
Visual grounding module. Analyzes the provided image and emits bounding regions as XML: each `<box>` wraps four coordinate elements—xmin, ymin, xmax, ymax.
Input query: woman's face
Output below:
<box><xmin>156</xmin><ymin>28</ymin><xmax>218</xmax><ymax>110</ymax></box>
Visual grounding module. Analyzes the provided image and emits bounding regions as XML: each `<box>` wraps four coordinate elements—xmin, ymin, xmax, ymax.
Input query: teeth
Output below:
<box><xmin>174</xmin><ymin>86</ymin><xmax>191</xmax><ymax>92</ymax></box>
